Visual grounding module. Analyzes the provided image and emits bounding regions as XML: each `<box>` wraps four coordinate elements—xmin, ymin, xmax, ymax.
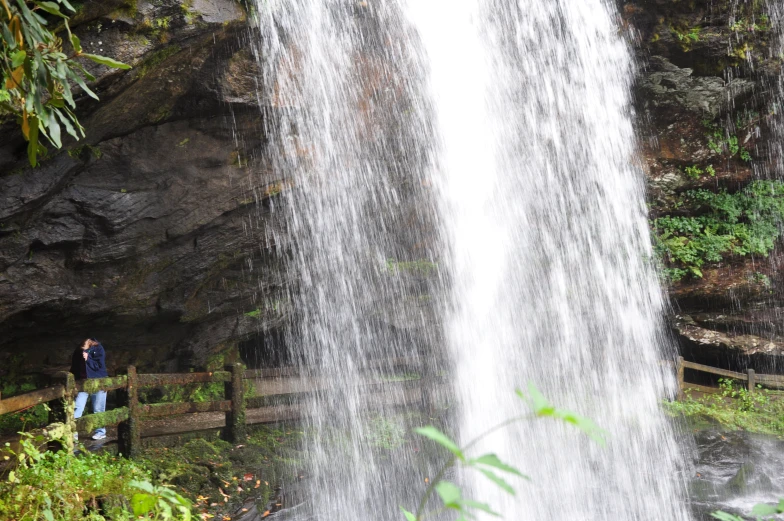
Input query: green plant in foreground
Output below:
<box><xmin>126</xmin><ymin>480</ymin><xmax>192</xmax><ymax>521</ymax></box>
<box><xmin>1</xmin><ymin>431</ymin><xmax>190</xmax><ymax>520</ymax></box>
<box><xmin>1</xmin><ymin>0</ymin><xmax>130</xmax><ymax>166</ymax></box>
<box><xmin>713</xmin><ymin>498</ymin><xmax>784</xmax><ymax>520</ymax></box>
<box><xmin>400</xmin><ymin>383</ymin><xmax>605</xmax><ymax>521</ymax></box>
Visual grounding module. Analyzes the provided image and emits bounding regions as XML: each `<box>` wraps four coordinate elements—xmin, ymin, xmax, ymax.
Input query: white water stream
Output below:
<box><xmin>253</xmin><ymin>0</ymin><xmax>691</xmax><ymax>519</ymax></box>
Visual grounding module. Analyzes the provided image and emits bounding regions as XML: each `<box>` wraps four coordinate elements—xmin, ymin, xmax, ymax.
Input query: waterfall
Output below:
<box><xmin>407</xmin><ymin>1</ymin><xmax>691</xmax><ymax>519</ymax></box>
<box><xmin>252</xmin><ymin>0</ymin><xmax>690</xmax><ymax>519</ymax></box>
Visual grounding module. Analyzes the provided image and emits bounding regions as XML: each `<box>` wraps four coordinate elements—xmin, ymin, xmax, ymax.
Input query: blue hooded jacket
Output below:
<box><xmin>70</xmin><ymin>342</ymin><xmax>108</xmax><ymax>379</ymax></box>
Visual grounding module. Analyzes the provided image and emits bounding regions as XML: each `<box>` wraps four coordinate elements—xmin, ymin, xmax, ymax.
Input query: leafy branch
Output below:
<box><xmin>713</xmin><ymin>499</ymin><xmax>784</xmax><ymax>521</ymax></box>
<box><xmin>1</xmin><ymin>0</ymin><xmax>130</xmax><ymax>166</ymax></box>
<box><xmin>400</xmin><ymin>383</ymin><xmax>606</xmax><ymax>521</ymax></box>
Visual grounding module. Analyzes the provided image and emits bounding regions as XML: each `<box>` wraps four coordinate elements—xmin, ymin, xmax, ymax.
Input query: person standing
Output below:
<box><xmin>70</xmin><ymin>338</ymin><xmax>109</xmax><ymax>440</ymax></box>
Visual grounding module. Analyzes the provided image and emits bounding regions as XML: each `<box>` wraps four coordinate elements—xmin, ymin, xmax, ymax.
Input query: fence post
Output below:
<box><xmin>48</xmin><ymin>371</ymin><xmax>75</xmax><ymax>452</ymax></box>
<box><xmin>225</xmin><ymin>363</ymin><xmax>246</xmax><ymax>443</ymax></box>
<box><xmin>676</xmin><ymin>356</ymin><xmax>685</xmax><ymax>401</ymax></box>
<box><xmin>118</xmin><ymin>366</ymin><xmax>140</xmax><ymax>458</ymax></box>
<box><xmin>747</xmin><ymin>368</ymin><xmax>756</xmax><ymax>393</ymax></box>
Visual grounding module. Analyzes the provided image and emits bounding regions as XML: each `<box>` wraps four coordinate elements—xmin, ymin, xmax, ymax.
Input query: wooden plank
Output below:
<box><xmin>140</xmin><ymin>400</ymin><xmax>232</xmax><ymax>418</ymax></box>
<box><xmin>0</xmin><ymin>386</ymin><xmax>65</xmax><ymax>415</ymax></box>
<box><xmin>137</xmin><ymin>371</ymin><xmax>231</xmax><ymax>387</ymax></box>
<box><xmin>680</xmin><ymin>383</ymin><xmax>724</xmax><ymax>395</ymax></box>
<box><xmin>244</xmin><ymin>367</ymin><xmax>300</xmax><ymax>379</ymax></box>
<box><xmin>75</xmin><ymin>406</ymin><xmax>130</xmax><ymax>432</ymax></box>
<box><xmin>76</xmin><ymin>375</ymin><xmax>128</xmax><ymax>393</ymax></box>
<box><xmin>754</xmin><ymin>373</ymin><xmax>784</xmax><ymax>389</ymax></box>
<box><xmin>680</xmin><ymin>360</ymin><xmax>748</xmax><ymax>381</ymax></box>
<box><xmin>241</xmin><ymin>357</ymin><xmax>430</xmax><ymax>380</ymax></box>
<box><xmin>139</xmin><ymin>381</ymin><xmax>447</xmax><ymax>437</ymax></box>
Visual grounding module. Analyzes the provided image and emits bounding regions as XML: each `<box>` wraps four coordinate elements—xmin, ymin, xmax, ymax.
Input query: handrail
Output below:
<box><xmin>0</xmin><ymin>357</ymin><xmax>437</xmax><ymax>458</ymax></box>
<box><xmin>680</xmin><ymin>360</ymin><xmax>749</xmax><ymax>381</ymax></box>
<box><xmin>0</xmin><ymin>385</ymin><xmax>65</xmax><ymax>415</ymax></box>
<box><xmin>77</xmin><ymin>375</ymin><xmax>128</xmax><ymax>393</ymax></box>
<box><xmin>137</xmin><ymin>371</ymin><xmax>231</xmax><ymax>386</ymax></box>
<box><xmin>675</xmin><ymin>356</ymin><xmax>784</xmax><ymax>396</ymax></box>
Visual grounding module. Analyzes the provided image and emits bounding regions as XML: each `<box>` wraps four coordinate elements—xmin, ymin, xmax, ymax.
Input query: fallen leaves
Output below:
<box><xmin>218</xmin><ymin>488</ymin><xmax>230</xmax><ymax>503</ymax></box>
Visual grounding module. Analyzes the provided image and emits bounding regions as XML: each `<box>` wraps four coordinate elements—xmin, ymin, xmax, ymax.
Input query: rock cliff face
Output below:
<box><xmin>1</xmin><ymin>0</ymin><xmax>783</xmax><ymax>377</ymax></box>
<box><xmin>626</xmin><ymin>0</ymin><xmax>784</xmax><ymax>372</ymax></box>
<box><xmin>0</xmin><ymin>0</ymin><xmax>289</xmax><ymax>374</ymax></box>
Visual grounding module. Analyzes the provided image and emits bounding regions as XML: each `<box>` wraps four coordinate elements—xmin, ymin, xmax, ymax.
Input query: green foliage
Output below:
<box><xmin>730</xmin><ymin>14</ymin><xmax>770</xmax><ymax>33</ymax></box>
<box><xmin>684</xmin><ymin>164</ymin><xmax>716</xmax><ymax>179</ymax></box>
<box><xmin>713</xmin><ymin>498</ymin><xmax>784</xmax><ymax>520</ymax></box>
<box><xmin>704</xmin><ymin>121</ymin><xmax>752</xmax><ymax>162</ymax></box>
<box><xmin>1</xmin><ymin>0</ymin><xmax>130</xmax><ymax>166</ymax></box>
<box><xmin>386</xmin><ymin>259</ymin><xmax>439</xmax><ymax>276</ymax></box>
<box><xmin>663</xmin><ymin>379</ymin><xmax>784</xmax><ymax>436</ymax></box>
<box><xmin>244</xmin><ymin>299</ymin><xmax>285</xmax><ymax>318</ymax></box>
<box><xmin>671</xmin><ymin>25</ymin><xmax>700</xmax><ymax>50</ymax></box>
<box><xmin>134</xmin><ymin>44</ymin><xmax>179</xmax><ymax>78</ymax></box>
<box><xmin>653</xmin><ymin>181</ymin><xmax>784</xmax><ymax>281</ymax></box>
<box><xmin>139</xmin><ymin>382</ymin><xmax>224</xmax><ymax>405</ymax></box>
<box><xmin>0</xmin><ymin>432</ymin><xmax>193</xmax><ymax>520</ymax></box>
<box><xmin>365</xmin><ymin>416</ymin><xmax>407</xmax><ymax>450</ymax></box>
<box><xmin>128</xmin><ymin>480</ymin><xmax>191</xmax><ymax>521</ymax></box>
<box><xmin>67</xmin><ymin>143</ymin><xmax>101</xmax><ymax>159</ymax></box>
<box><xmin>401</xmin><ymin>383</ymin><xmax>604</xmax><ymax>521</ymax></box>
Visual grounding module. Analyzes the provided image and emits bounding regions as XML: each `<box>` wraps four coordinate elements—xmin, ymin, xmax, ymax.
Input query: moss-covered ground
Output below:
<box><xmin>138</xmin><ymin>424</ymin><xmax>305</xmax><ymax>520</ymax></box>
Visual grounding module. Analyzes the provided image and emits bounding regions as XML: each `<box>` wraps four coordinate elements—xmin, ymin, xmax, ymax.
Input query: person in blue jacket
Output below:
<box><xmin>70</xmin><ymin>338</ymin><xmax>109</xmax><ymax>440</ymax></box>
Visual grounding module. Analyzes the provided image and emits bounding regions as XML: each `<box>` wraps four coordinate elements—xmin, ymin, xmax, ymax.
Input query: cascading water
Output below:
<box><xmin>252</xmin><ymin>0</ymin><xmax>691</xmax><ymax>519</ymax></box>
<box><xmin>408</xmin><ymin>1</ymin><xmax>691</xmax><ymax>519</ymax></box>
<box><xmin>253</xmin><ymin>1</ymin><xmax>443</xmax><ymax>519</ymax></box>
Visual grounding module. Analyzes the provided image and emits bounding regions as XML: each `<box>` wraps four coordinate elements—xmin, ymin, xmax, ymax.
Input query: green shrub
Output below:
<box><xmin>653</xmin><ymin>181</ymin><xmax>784</xmax><ymax>280</ymax></box>
<box><xmin>0</xmin><ymin>432</ymin><xmax>190</xmax><ymax>520</ymax></box>
<box><xmin>663</xmin><ymin>378</ymin><xmax>784</xmax><ymax>436</ymax></box>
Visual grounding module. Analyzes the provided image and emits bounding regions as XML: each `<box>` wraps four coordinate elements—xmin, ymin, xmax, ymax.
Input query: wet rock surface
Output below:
<box><xmin>686</xmin><ymin>427</ymin><xmax>784</xmax><ymax>520</ymax></box>
<box><xmin>625</xmin><ymin>0</ymin><xmax>784</xmax><ymax>370</ymax></box>
<box><xmin>0</xmin><ymin>0</ymin><xmax>289</xmax><ymax>374</ymax></box>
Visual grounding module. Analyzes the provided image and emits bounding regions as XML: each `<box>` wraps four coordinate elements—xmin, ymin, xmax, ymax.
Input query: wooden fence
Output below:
<box><xmin>0</xmin><ymin>360</ymin><xmax>437</xmax><ymax>458</ymax></box>
<box><xmin>4</xmin><ymin>356</ymin><xmax>782</xmax><ymax>458</ymax></box>
<box><xmin>675</xmin><ymin>356</ymin><xmax>784</xmax><ymax>399</ymax></box>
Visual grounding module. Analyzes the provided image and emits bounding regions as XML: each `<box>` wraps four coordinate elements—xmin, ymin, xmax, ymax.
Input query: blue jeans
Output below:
<box><xmin>74</xmin><ymin>390</ymin><xmax>107</xmax><ymax>437</ymax></box>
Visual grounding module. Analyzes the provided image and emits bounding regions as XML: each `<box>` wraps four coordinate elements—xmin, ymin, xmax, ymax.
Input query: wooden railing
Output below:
<box><xmin>0</xmin><ymin>360</ymin><xmax>436</xmax><ymax>457</ymax></box>
<box><xmin>7</xmin><ymin>355</ymin><xmax>777</xmax><ymax>456</ymax></box>
<box><xmin>675</xmin><ymin>356</ymin><xmax>784</xmax><ymax>399</ymax></box>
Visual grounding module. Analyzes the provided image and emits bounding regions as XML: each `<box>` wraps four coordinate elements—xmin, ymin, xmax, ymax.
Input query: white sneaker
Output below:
<box><xmin>91</xmin><ymin>433</ymin><xmax>106</xmax><ymax>440</ymax></box>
